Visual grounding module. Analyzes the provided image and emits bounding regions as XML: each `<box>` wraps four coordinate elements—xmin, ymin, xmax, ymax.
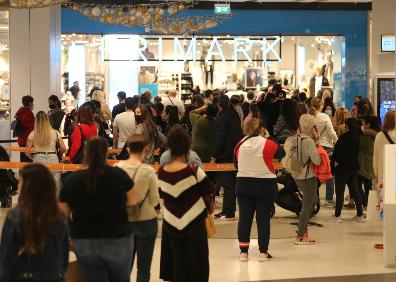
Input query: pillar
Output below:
<box><xmin>9</xmin><ymin>5</ymin><xmax>61</xmax><ymax>117</ymax></box>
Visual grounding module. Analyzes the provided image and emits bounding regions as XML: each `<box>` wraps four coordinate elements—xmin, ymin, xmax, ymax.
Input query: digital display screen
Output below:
<box><xmin>378</xmin><ymin>78</ymin><xmax>396</xmax><ymax>122</ymax></box>
<box><xmin>382</xmin><ymin>35</ymin><xmax>395</xmax><ymax>52</ymax></box>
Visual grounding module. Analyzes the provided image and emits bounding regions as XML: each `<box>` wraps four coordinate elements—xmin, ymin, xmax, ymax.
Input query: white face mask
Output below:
<box><xmin>325</xmin><ymin>110</ymin><xmax>332</xmax><ymax>117</ymax></box>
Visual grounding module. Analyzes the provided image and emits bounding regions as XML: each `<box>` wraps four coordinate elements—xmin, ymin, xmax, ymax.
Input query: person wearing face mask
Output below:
<box><xmin>48</xmin><ymin>95</ymin><xmax>66</xmax><ymax>134</ymax></box>
<box><xmin>133</xmin><ymin>105</ymin><xmax>166</xmax><ymax>164</ymax></box>
<box><xmin>285</xmin><ymin>114</ymin><xmax>321</xmax><ymax>245</ymax></box>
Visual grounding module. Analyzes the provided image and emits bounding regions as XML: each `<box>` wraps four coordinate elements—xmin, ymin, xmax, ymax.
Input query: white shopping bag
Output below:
<box><xmin>366</xmin><ymin>189</ymin><xmax>381</xmax><ymax>222</ymax></box>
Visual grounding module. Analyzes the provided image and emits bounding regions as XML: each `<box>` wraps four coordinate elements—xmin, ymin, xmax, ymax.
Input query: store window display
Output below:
<box><xmin>310</xmin><ymin>67</ymin><xmax>330</xmax><ymax>98</ymax></box>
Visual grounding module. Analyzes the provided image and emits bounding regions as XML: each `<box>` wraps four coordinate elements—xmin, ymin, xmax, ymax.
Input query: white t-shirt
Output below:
<box><xmin>113</xmin><ymin>111</ymin><xmax>136</xmax><ymax>148</ymax></box>
<box><xmin>27</xmin><ymin>130</ymin><xmax>61</xmax><ymax>152</ymax></box>
<box><xmin>162</xmin><ymin>96</ymin><xmax>185</xmax><ymax>115</ymax></box>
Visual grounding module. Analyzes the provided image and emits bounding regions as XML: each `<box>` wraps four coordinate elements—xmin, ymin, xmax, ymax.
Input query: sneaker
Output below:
<box><xmin>323</xmin><ymin>200</ymin><xmax>336</xmax><ymax>207</ymax></box>
<box><xmin>259</xmin><ymin>253</ymin><xmax>271</xmax><ymax>262</ymax></box>
<box><xmin>344</xmin><ymin>202</ymin><xmax>355</xmax><ymax>209</ymax></box>
<box><xmin>328</xmin><ymin>215</ymin><xmax>342</xmax><ymax>223</ymax></box>
<box><xmin>239</xmin><ymin>253</ymin><xmax>248</xmax><ymax>262</ymax></box>
<box><xmin>294</xmin><ymin>236</ymin><xmax>315</xmax><ymax>245</ymax></box>
<box><xmin>354</xmin><ymin>215</ymin><xmax>365</xmax><ymax>223</ymax></box>
<box><xmin>214</xmin><ymin>212</ymin><xmax>236</xmax><ymax>221</ymax></box>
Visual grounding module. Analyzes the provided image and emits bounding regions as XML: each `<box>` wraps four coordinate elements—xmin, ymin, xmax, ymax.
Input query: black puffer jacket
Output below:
<box><xmin>212</xmin><ymin>107</ymin><xmax>243</xmax><ymax>163</ymax></box>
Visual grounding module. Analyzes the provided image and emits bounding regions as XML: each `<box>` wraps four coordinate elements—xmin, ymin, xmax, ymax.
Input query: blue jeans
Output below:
<box><xmin>72</xmin><ymin>235</ymin><xmax>134</xmax><ymax>282</ymax></box>
<box><xmin>130</xmin><ymin>219</ymin><xmax>158</xmax><ymax>282</ymax></box>
<box><xmin>323</xmin><ymin>146</ymin><xmax>335</xmax><ymax>201</ymax></box>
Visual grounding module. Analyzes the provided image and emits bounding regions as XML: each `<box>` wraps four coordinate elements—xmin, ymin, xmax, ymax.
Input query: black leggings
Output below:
<box><xmin>335</xmin><ymin>171</ymin><xmax>363</xmax><ymax>217</ymax></box>
<box><xmin>357</xmin><ymin>175</ymin><xmax>372</xmax><ymax>208</ymax></box>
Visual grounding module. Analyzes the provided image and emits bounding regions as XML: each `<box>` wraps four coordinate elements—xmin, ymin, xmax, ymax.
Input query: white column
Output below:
<box><xmin>9</xmin><ymin>6</ymin><xmax>61</xmax><ymax>117</ymax></box>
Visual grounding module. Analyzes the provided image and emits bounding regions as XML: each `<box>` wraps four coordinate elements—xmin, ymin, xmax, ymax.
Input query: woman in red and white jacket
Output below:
<box><xmin>234</xmin><ymin>118</ymin><xmax>285</xmax><ymax>262</ymax></box>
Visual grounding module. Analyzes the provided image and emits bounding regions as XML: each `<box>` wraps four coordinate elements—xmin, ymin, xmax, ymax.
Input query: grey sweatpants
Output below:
<box><xmin>294</xmin><ymin>178</ymin><xmax>318</xmax><ymax>237</ymax></box>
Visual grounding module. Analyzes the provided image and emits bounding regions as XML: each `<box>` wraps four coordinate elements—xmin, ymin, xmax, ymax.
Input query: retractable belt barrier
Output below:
<box><xmin>0</xmin><ymin>161</ymin><xmax>283</xmax><ymax>172</ymax></box>
<box><xmin>3</xmin><ymin>146</ymin><xmax>122</xmax><ymax>154</ymax></box>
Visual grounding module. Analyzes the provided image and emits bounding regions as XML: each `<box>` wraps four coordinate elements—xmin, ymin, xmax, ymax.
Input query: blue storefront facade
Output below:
<box><xmin>61</xmin><ymin>7</ymin><xmax>369</xmax><ymax>109</ymax></box>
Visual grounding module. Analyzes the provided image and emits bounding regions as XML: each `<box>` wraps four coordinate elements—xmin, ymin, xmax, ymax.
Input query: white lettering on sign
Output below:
<box><xmin>262</xmin><ymin>37</ymin><xmax>282</xmax><ymax>66</ymax></box>
<box><xmin>233</xmin><ymin>38</ymin><xmax>253</xmax><ymax>62</ymax></box>
<box><xmin>174</xmin><ymin>37</ymin><xmax>197</xmax><ymax>62</ymax></box>
<box><xmin>206</xmin><ymin>37</ymin><xmax>225</xmax><ymax>62</ymax></box>
<box><xmin>137</xmin><ymin>37</ymin><xmax>148</xmax><ymax>62</ymax></box>
<box><xmin>109</xmin><ymin>36</ymin><xmax>282</xmax><ymax>62</ymax></box>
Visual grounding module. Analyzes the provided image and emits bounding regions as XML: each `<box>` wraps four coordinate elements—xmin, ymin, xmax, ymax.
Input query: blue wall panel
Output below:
<box><xmin>61</xmin><ymin>8</ymin><xmax>368</xmax><ymax>109</ymax></box>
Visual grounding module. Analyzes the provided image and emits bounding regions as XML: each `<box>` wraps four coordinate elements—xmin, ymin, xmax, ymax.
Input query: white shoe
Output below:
<box><xmin>328</xmin><ymin>215</ymin><xmax>342</xmax><ymax>223</ymax></box>
<box><xmin>239</xmin><ymin>253</ymin><xmax>248</xmax><ymax>262</ymax></box>
<box><xmin>354</xmin><ymin>215</ymin><xmax>365</xmax><ymax>223</ymax></box>
<box><xmin>259</xmin><ymin>253</ymin><xmax>269</xmax><ymax>262</ymax></box>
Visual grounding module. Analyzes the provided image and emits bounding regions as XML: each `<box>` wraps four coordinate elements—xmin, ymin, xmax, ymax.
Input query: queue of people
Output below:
<box><xmin>1</xmin><ymin>85</ymin><xmax>394</xmax><ymax>281</ymax></box>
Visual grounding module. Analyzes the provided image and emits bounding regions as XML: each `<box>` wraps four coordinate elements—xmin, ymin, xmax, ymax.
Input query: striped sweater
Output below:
<box><xmin>158</xmin><ymin>165</ymin><xmax>214</xmax><ymax>232</ymax></box>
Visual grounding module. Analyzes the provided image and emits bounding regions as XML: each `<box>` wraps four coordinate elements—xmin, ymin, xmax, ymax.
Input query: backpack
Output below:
<box><xmin>11</xmin><ymin>116</ymin><xmax>24</xmax><ymax>138</ymax></box>
<box><xmin>312</xmin><ymin>146</ymin><xmax>332</xmax><ymax>183</ymax></box>
<box><xmin>282</xmin><ymin>135</ymin><xmax>309</xmax><ymax>175</ymax></box>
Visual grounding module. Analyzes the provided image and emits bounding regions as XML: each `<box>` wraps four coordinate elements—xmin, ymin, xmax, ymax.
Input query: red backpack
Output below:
<box><xmin>313</xmin><ymin>146</ymin><xmax>332</xmax><ymax>183</ymax></box>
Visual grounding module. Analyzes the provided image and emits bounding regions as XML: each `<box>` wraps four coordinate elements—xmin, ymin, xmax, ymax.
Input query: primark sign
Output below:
<box><xmin>105</xmin><ymin>36</ymin><xmax>282</xmax><ymax>64</ymax></box>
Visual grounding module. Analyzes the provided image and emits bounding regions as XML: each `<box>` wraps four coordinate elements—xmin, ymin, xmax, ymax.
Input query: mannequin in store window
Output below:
<box><xmin>201</xmin><ymin>50</ymin><xmax>215</xmax><ymax>87</ymax></box>
<box><xmin>309</xmin><ymin>67</ymin><xmax>329</xmax><ymax>98</ymax></box>
<box><xmin>322</xmin><ymin>54</ymin><xmax>334</xmax><ymax>86</ymax></box>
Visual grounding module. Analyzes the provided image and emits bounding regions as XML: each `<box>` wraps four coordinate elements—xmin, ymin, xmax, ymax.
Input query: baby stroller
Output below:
<box><xmin>272</xmin><ymin>168</ymin><xmax>320</xmax><ymax>218</ymax></box>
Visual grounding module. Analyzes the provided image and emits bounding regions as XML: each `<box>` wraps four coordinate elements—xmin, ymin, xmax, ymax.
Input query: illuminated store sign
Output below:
<box><xmin>106</xmin><ymin>36</ymin><xmax>282</xmax><ymax>64</ymax></box>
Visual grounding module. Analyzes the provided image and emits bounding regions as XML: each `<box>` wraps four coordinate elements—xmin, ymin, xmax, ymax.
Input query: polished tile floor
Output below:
<box><xmin>1</xmin><ymin>196</ymin><xmax>396</xmax><ymax>281</ymax></box>
<box><xmin>136</xmin><ymin>205</ymin><xmax>395</xmax><ymax>282</ymax></box>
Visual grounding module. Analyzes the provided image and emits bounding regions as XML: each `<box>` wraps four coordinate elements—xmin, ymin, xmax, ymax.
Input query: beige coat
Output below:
<box><xmin>373</xmin><ymin>129</ymin><xmax>396</xmax><ymax>185</ymax></box>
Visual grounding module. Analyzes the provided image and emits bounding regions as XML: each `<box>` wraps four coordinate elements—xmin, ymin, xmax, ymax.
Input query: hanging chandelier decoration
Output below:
<box><xmin>1</xmin><ymin>0</ymin><xmax>232</xmax><ymax>34</ymax></box>
<box><xmin>148</xmin><ymin>14</ymin><xmax>231</xmax><ymax>35</ymax></box>
<box><xmin>64</xmin><ymin>1</ymin><xmax>232</xmax><ymax>34</ymax></box>
<box><xmin>64</xmin><ymin>1</ymin><xmax>197</xmax><ymax>28</ymax></box>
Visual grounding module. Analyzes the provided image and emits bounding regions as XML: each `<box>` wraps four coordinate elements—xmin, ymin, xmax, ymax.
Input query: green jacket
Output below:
<box><xmin>358</xmin><ymin>129</ymin><xmax>377</xmax><ymax>179</ymax></box>
<box><xmin>190</xmin><ymin>110</ymin><xmax>216</xmax><ymax>163</ymax></box>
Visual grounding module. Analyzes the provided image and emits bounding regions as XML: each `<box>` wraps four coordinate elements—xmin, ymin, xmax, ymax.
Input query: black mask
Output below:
<box><xmin>49</xmin><ymin>104</ymin><xmax>55</xmax><ymax>109</ymax></box>
<box><xmin>135</xmin><ymin>115</ymin><xmax>143</xmax><ymax>123</ymax></box>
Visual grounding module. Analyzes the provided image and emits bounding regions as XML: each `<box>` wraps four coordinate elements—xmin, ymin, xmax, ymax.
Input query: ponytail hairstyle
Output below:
<box><xmin>245</xmin><ymin>118</ymin><xmax>263</xmax><ymax>137</ymax></box>
<box><xmin>309</xmin><ymin>97</ymin><xmax>323</xmax><ymax>116</ymax></box>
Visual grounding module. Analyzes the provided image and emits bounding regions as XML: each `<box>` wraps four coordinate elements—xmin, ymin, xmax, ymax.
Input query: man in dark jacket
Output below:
<box><xmin>15</xmin><ymin>96</ymin><xmax>34</xmax><ymax>162</ymax></box>
<box><xmin>211</xmin><ymin>95</ymin><xmax>243</xmax><ymax>220</ymax></box>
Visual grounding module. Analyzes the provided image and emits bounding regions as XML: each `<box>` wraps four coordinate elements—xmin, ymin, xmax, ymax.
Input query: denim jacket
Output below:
<box><xmin>0</xmin><ymin>208</ymin><xmax>69</xmax><ymax>282</ymax></box>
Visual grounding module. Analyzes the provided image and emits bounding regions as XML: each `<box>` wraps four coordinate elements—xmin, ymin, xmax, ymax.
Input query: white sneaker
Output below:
<box><xmin>259</xmin><ymin>253</ymin><xmax>269</xmax><ymax>262</ymax></box>
<box><xmin>354</xmin><ymin>215</ymin><xmax>365</xmax><ymax>223</ymax></box>
<box><xmin>328</xmin><ymin>215</ymin><xmax>342</xmax><ymax>223</ymax></box>
<box><xmin>239</xmin><ymin>253</ymin><xmax>248</xmax><ymax>262</ymax></box>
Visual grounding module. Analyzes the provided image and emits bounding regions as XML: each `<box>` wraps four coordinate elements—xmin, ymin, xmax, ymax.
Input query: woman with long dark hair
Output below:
<box><xmin>330</xmin><ymin>118</ymin><xmax>364</xmax><ymax>223</ymax></box>
<box><xmin>158</xmin><ymin>126</ymin><xmax>215</xmax><ymax>282</ymax></box>
<box><xmin>59</xmin><ymin>136</ymin><xmax>137</xmax><ymax>282</ymax></box>
<box><xmin>0</xmin><ymin>164</ymin><xmax>69</xmax><ymax>281</ymax></box>
<box><xmin>135</xmin><ymin>104</ymin><xmax>166</xmax><ymax>163</ymax></box>
<box><xmin>273</xmin><ymin>99</ymin><xmax>300</xmax><ymax>144</ymax></box>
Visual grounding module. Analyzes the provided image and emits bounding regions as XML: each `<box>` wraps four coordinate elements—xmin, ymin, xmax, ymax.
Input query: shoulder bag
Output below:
<box><xmin>128</xmin><ymin>164</ymin><xmax>150</xmax><ymax>221</ymax></box>
<box><xmin>190</xmin><ymin>164</ymin><xmax>216</xmax><ymax>238</ymax></box>
<box><xmin>382</xmin><ymin>131</ymin><xmax>395</xmax><ymax>144</ymax></box>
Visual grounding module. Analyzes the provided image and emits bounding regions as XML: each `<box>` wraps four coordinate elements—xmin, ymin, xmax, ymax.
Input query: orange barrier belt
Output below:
<box><xmin>3</xmin><ymin>146</ymin><xmax>122</xmax><ymax>154</ymax></box>
<box><xmin>0</xmin><ymin>161</ymin><xmax>282</xmax><ymax>172</ymax></box>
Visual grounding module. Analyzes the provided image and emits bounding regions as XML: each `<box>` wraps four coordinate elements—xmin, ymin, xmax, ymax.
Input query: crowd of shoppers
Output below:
<box><xmin>3</xmin><ymin>83</ymin><xmax>394</xmax><ymax>281</ymax></box>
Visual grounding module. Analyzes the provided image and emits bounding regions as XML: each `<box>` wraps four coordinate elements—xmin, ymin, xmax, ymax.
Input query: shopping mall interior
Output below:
<box><xmin>0</xmin><ymin>0</ymin><xmax>396</xmax><ymax>281</ymax></box>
